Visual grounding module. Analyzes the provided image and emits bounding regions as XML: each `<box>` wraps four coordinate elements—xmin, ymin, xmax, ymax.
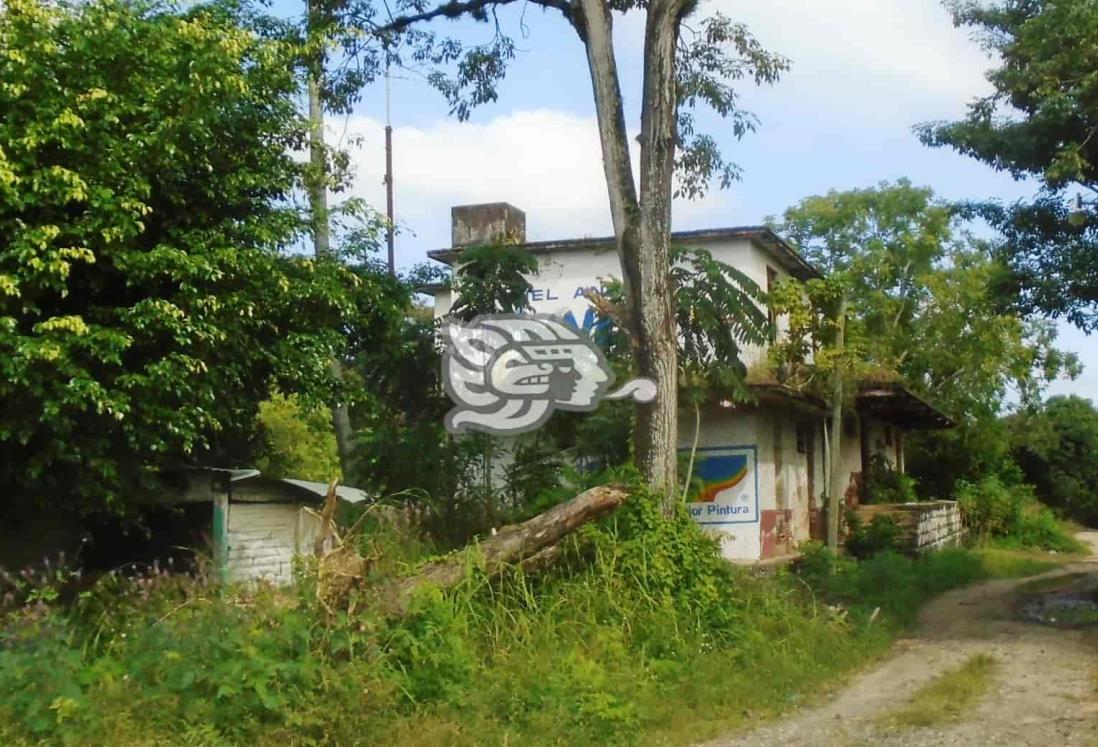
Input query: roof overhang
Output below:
<box><xmin>856</xmin><ymin>384</ymin><xmax>954</xmax><ymax>430</ymax></box>
<box><xmin>230</xmin><ymin>475</ymin><xmax>370</xmax><ymax>504</ymax></box>
<box><xmin>155</xmin><ymin>469</ymin><xmax>371</xmax><ymax>505</ymax></box>
<box><xmin>427</xmin><ymin>226</ymin><xmax>821</xmax><ymax>280</ymax></box>
<box><xmin>748</xmin><ymin>383</ymin><xmax>829</xmax><ymax>415</ymax></box>
<box><xmin>414</xmin><ymin>282</ymin><xmax>449</xmax><ymax>297</ymax></box>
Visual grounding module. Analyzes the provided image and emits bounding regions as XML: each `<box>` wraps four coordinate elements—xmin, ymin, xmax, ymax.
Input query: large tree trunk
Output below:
<box><xmin>634</xmin><ymin>0</ymin><xmax>684</xmax><ymax>509</ymax></box>
<box><xmin>305</xmin><ymin>13</ymin><xmax>355</xmax><ymax>477</ymax></box>
<box><xmin>372</xmin><ymin>484</ymin><xmax>628</xmax><ymax>616</ymax></box>
<box><xmin>574</xmin><ymin>0</ymin><xmax>681</xmax><ymax>509</ymax></box>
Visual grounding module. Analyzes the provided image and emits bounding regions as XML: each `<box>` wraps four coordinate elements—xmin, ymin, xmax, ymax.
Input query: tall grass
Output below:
<box><xmin>0</xmin><ymin>491</ymin><xmax>1062</xmax><ymax>745</ymax></box>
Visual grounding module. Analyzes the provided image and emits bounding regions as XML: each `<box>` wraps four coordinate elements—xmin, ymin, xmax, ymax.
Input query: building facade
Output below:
<box><xmin>428</xmin><ymin>203</ymin><xmax>951</xmax><ymax>562</ymax></box>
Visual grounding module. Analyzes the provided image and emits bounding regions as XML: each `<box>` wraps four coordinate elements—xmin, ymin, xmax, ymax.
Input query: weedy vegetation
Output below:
<box><xmin>0</xmin><ymin>486</ymin><xmax>1063</xmax><ymax>746</ymax></box>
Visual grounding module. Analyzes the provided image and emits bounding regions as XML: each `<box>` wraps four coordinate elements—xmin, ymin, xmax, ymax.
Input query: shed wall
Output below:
<box><xmin>226</xmin><ymin>503</ymin><xmax>320</xmax><ymax>584</ymax></box>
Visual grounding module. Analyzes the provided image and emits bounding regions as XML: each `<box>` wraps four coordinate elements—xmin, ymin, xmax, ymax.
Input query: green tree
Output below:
<box><xmin>1009</xmin><ymin>395</ymin><xmax>1098</xmax><ymax>527</ymax></box>
<box><xmin>255</xmin><ymin>393</ymin><xmax>341</xmax><ymax>482</ymax></box>
<box><xmin>590</xmin><ymin>248</ymin><xmax>769</xmax><ymax>498</ymax></box>
<box><xmin>771</xmin><ymin>181</ymin><xmax>1078</xmax><ymax>502</ymax></box>
<box><xmin>772</xmin><ymin>180</ymin><xmax>956</xmax><ymax>542</ymax></box>
<box><xmin>917</xmin><ymin>0</ymin><xmax>1098</xmax><ymax>330</ymax></box>
<box><xmin>294</xmin><ymin>0</ymin><xmax>499</xmax><ymax>472</ymax></box>
<box><xmin>0</xmin><ymin>0</ymin><xmax>365</xmax><ymax>508</ymax></box>
<box><xmin>447</xmin><ymin>243</ymin><xmax>537</xmax><ymax>321</ymax></box>
<box><xmin>384</xmin><ymin>0</ymin><xmax>788</xmax><ymax>507</ymax></box>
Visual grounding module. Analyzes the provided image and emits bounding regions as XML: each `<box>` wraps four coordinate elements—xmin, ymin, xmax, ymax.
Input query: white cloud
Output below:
<box><xmin>337</xmin><ymin>2</ymin><xmax>1002</xmax><ymax>268</ymax></box>
<box><xmin>343</xmin><ymin>109</ymin><xmax>737</xmax><ymax>266</ymax></box>
<box><xmin>707</xmin><ymin>0</ymin><xmax>995</xmax><ymax>124</ymax></box>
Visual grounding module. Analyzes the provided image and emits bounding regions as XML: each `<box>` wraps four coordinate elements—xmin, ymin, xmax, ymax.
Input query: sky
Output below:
<box><xmin>316</xmin><ymin>0</ymin><xmax>1095</xmax><ymax>402</ymax></box>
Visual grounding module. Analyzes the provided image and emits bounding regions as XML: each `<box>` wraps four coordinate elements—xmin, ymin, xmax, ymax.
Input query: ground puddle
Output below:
<box><xmin>1016</xmin><ymin>572</ymin><xmax>1098</xmax><ymax>628</ymax></box>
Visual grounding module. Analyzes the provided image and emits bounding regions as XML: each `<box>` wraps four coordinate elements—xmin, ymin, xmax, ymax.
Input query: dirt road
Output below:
<box><xmin>710</xmin><ymin>532</ymin><xmax>1098</xmax><ymax>746</ymax></box>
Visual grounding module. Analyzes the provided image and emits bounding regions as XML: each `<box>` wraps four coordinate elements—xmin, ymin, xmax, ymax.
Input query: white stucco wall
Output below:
<box><xmin>433</xmin><ymin>236</ymin><xmax>795</xmax><ymax>353</ymax></box>
<box><xmin>679</xmin><ymin>407</ymin><xmax>765</xmax><ymax>561</ymax></box>
<box><xmin>677</xmin><ymin>404</ymin><xmax>826</xmax><ymax>562</ymax></box>
<box><xmin>833</xmin><ymin>413</ymin><xmax>864</xmax><ymax>505</ymax></box>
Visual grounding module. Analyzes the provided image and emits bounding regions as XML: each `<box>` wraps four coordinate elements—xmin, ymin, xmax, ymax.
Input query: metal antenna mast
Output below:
<box><xmin>384</xmin><ymin>60</ymin><xmax>395</xmax><ymax>275</ymax></box>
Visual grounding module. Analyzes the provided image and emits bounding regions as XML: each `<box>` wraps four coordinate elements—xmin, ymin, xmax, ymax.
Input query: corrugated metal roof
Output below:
<box><xmin>279</xmin><ymin>479</ymin><xmax>370</xmax><ymax>504</ymax></box>
<box><xmin>179</xmin><ymin>468</ymin><xmax>372</xmax><ymax>505</ymax></box>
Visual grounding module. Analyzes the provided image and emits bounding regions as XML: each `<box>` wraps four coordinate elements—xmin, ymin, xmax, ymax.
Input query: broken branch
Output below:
<box><xmin>371</xmin><ymin>483</ymin><xmax>628</xmax><ymax>615</ymax></box>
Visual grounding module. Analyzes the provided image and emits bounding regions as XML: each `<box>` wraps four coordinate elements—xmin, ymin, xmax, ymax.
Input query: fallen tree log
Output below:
<box><xmin>370</xmin><ymin>484</ymin><xmax>628</xmax><ymax>616</ymax></box>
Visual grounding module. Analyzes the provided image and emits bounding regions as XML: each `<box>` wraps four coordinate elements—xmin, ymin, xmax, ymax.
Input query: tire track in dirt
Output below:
<box><xmin>708</xmin><ymin>532</ymin><xmax>1098</xmax><ymax>747</ymax></box>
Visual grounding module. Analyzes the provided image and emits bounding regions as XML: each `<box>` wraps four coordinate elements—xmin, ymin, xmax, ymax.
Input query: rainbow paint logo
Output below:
<box><xmin>691</xmin><ymin>453</ymin><xmax>749</xmax><ymax>503</ymax></box>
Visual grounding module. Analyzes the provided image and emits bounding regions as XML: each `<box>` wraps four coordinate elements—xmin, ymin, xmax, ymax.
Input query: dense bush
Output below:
<box><xmin>0</xmin><ymin>0</ymin><xmax>387</xmax><ymax>509</ymax></box>
<box><xmin>955</xmin><ymin>475</ymin><xmax>1081</xmax><ymax>552</ymax></box>
<box><xmin>1009</xmin><ymin>395</ymin><xmax>1098</xmax><ymax>528</ymax></box>
<box><xmin>862</xmin><ymin>454</ymin><xmax>919</xmax><ymax>505</ymax></box>
<box><xmin>844</xmin><ymin>513</ymin><xmax>902</xmax><ymax>559</ymax></box>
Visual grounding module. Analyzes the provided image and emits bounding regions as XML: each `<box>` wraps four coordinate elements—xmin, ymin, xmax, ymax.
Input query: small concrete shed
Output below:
<box><xmin>163</xmin><ymin>469</ymin><xmax>369</xmax><ymax>584</ymax></box>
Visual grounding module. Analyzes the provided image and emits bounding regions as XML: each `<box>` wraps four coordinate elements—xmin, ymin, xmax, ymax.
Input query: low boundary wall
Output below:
<box><xmin>852</xmin><ymin>500</ymin><xmax>965</xmax><ymax>553</ymax></box>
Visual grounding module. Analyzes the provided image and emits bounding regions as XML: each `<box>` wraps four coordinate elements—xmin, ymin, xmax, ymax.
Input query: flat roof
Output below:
<box><xmin>427</xmin><ymin>226</ymin><xmax>821</xmax><ymax>281</ymax></box>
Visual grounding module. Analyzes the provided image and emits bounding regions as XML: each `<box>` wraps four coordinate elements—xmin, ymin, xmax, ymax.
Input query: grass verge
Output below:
<box><xmin>877</xmin><ymin>653</ymin><xmax>997</xmax><ymax>729</ymax></box>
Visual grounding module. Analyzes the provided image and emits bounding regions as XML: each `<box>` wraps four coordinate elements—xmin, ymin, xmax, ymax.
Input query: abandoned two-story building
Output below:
<box><xmin>426</xmin><ymin>203</ymin><xmax>955</xmax><ymax>563</ymax></box>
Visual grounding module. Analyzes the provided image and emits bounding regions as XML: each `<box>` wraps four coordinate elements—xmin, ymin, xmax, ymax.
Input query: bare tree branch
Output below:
<box><xmin>381</xmin><ymin>0</ymin><xmax>574</xmax><ymax>33</ymax></box>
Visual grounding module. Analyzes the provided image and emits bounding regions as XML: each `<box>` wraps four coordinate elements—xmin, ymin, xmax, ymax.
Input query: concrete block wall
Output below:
<box><xmin>853</xmin><ymin>500</ymin><xmax>965</xmax><ymax>554</ymax></box>
<box><xmin>914</xmin><ymin>501</ymin><xmax>966</xmax><ymax>551</ymax></box>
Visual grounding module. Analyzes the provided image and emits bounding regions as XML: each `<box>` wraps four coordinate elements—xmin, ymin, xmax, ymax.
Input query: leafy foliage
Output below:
<box><xmin>954</xmin><ymin>474</ymin><xmax>1081</xmax><ymax>551</ymax></box>
<box><xmin>1008</xmin><ymin>395</ymin><xmax>1098</xmax><ymax>527</ymax></box>
<box><xmin>862</xmin><ymin>454</ymin><xmax>918</xmax><ymax>505</ymax></box>
<box><xmin>254</xmin><ymin>393</ymin><xmax>341</xmax><ymax>482</ymax></box>
<box><xmin>447</xmin><ymin>242</ymin><xmax>537</xmax><ymax>321</ymax></box>
<box><xmin>917</xmin><ymin>0</ymin><xmax>1098</xmax><ymax>329</ymax></box>
<box><xmin>673</xmin><ymin>15</ymin><xmax>790</xmax><ymax>199</ymax></box>
<box><xmin>597</xmin><ymin>248</ymin><xmax>769</xmax><ymax>405</ymax></box>
<box><xmin>0</xmin><ymin>0</ymin><xmax>380</xmax><ymax>508</ymax></box>
<box><xmin>920</xmin><ymin>0</ymin><xmax>1098</xmax><ymax>188</ymax></box>
<box><xmin>672</xmin><ymin>247</ymin><xmax>770</xmax><ymax>401</ymax></box>
<box><xmin>844</xmin><ymin>514</ymin><xmax>902</xmax><ymax>559</ymax></box>
<box><xmin>769</xmin><ymin>181</ymin><xmax>1078</xmax><ymax>494</ymax></box>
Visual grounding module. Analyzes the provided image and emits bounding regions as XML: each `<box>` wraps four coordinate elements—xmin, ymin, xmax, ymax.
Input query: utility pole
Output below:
<box><xmin>384</xmin><ymin>61</ymin><xmax>395</xmax><ymax>275</ymax></box>
<box><xmin>306</xmin><ymin>0</ymin><xmax>355</xmax><ymax>477</ymax></box>
<box><xmin>826</xmin><ymin>293</ymin><xmax>848</xmax><ymax>550</ymax></box>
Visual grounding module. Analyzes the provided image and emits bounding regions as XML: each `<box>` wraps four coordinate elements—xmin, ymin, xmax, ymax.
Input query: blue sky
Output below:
<box><xmin>316</xmin><ymin>0</ymin><xmax>1095</xmax><ymax>402</ymax></box>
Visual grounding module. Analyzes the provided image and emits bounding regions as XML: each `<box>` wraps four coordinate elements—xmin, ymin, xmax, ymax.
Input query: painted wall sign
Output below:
<box><xmin>523</xmin><ymin>280</ymin><xmax>613</xmax><ymax>334</ymax></box>
<box><xmin>442</xmin><ymin>314</ymin><xmax>656</xmax><ymax>436</ymax></box>
<box><xmin>683</xmin><ymin>445</ymin><xmax>759</xmax><ymax>525</ymax></box>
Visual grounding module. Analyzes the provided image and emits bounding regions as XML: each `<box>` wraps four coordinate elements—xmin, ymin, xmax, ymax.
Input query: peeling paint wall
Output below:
<box><xmin>679</xmin><ymin>406</ymin><xmax>826</xmax><ymax>562</ymax></box>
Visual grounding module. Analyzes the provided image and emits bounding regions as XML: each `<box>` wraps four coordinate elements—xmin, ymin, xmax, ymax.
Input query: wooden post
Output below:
<box><xmin>212</xmin><ymin>491</ymin><xmax>229</xmax><ymax>583</ymax></box>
